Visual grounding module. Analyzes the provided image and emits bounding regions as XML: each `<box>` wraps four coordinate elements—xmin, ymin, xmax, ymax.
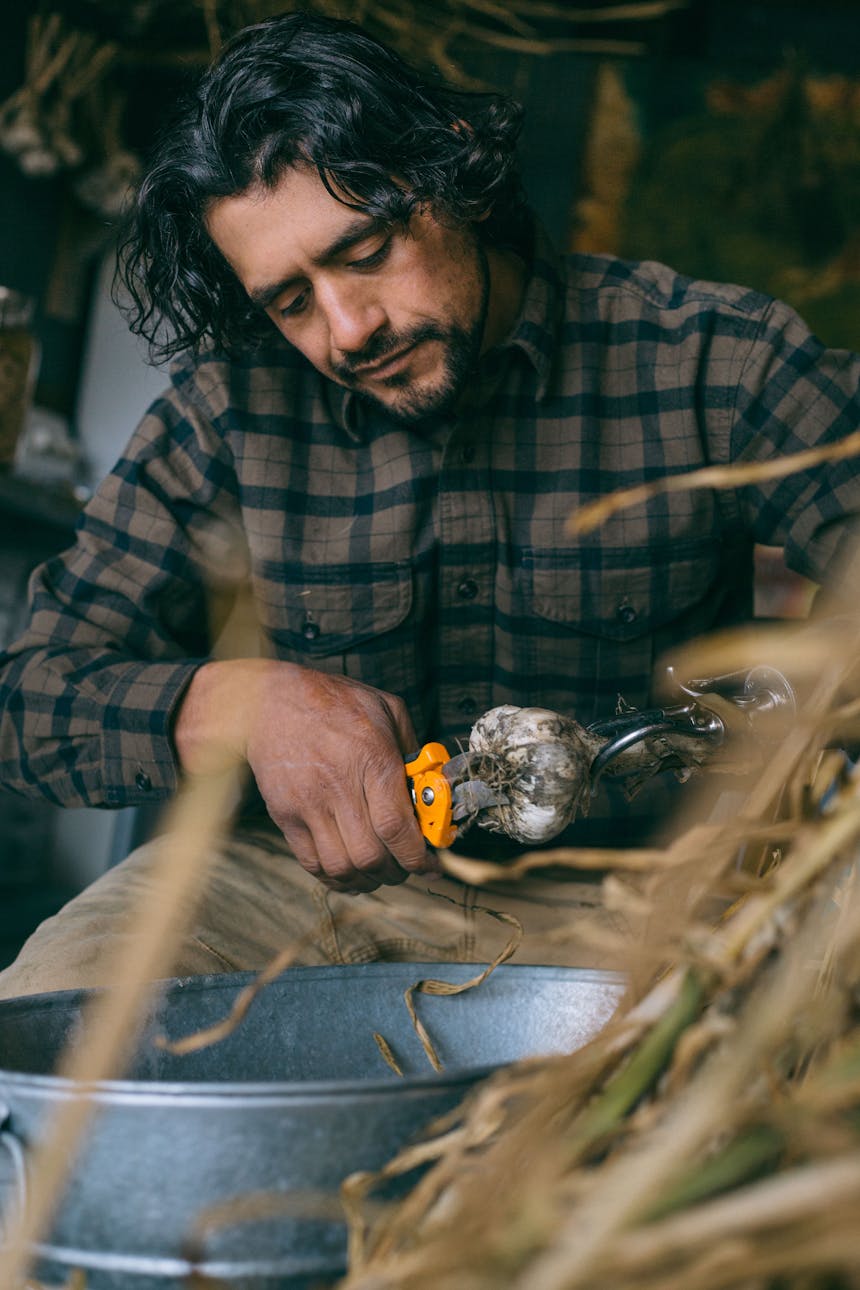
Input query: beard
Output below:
<box><xmin>329</xmin><ymin>243</ymin><xmax>491</xmax><ymax>427</ymax></box>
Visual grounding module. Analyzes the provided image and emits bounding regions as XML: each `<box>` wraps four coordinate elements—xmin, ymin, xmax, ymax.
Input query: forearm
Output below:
<box><xmin>172</xmin><ymin>657</ymin><xmax>281</xmax><ymax>775</ymax></box>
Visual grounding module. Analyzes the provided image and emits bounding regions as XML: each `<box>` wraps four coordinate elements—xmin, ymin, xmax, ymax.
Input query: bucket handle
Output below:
<box><xmin>0</xmin><ymin>1102</ymin><xmax>28</xmax><ymax>1239</ymax></box>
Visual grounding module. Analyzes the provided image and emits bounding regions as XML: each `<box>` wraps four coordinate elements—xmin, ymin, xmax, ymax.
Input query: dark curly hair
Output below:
<box><xmin>116</xmin><ymin>11</ymin><xmax>527</xmax><ymax>360</ymax></box>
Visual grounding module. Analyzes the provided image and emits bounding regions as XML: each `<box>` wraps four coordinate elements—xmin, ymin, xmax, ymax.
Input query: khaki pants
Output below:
<box><xmin>0</xmin><ymin>824</ymin><xmax>622</xmax><ymax>1000</ymax></box>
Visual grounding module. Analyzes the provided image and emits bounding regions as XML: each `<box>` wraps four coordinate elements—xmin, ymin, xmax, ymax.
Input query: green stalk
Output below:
<box><xmin>642</xmin><ymin>1122</ymin><xmax>785</xmax><ymax>1221</ymax></box>
<box><xmin>565</xmin><ymin>969</ymin><xmax>706</xmax><ymax>1161</ymax></box>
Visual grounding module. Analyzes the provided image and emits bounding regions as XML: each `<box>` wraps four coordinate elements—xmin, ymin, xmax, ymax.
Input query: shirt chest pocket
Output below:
<box><xmin>518</xmin><ymin>541</ymin><xmax>723</xmax><ymax>721</ymax></box>
<box><xmin>260</xmin><ymin>560</ymin><xmax>416</xmax><ymax>694</ymax></box>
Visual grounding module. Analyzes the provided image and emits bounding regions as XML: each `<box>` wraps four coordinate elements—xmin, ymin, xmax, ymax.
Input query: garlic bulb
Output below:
<box><xmin>468</xmin><ymin>705</ymin><xmax>603</xmax><ymax>844</ymax></box>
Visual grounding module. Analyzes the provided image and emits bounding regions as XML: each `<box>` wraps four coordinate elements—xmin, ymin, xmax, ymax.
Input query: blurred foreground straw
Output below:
<box><xmin>338</xmin><ymin>634</ymin><xmax>860</xmax><ymax>1289</ymax></box>
<box><xmin>0</xmin><ymin>531</ymin><xmax>257</xmax><ymax>1290</ymax></box>
<box><xmin>0</xmin><ymin>761</ymin><xmax>244</xmax><ymax>1290</ymax></box>
<box><xmin>339</xmin><ymin>445</ymin><xmax>860</xmax><ymax>1287</ymax></box>
<box><xmin>567</xmin><ymin>428</ymin><xmax>860</xmax><ymax>536</ymax></box>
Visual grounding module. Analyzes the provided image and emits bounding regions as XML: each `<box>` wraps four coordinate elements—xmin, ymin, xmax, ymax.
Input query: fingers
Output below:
<box><xmin>382</xmin><ymin>691</ymin><xmax>419</xmax><ymax>759</ymax></box>
<box><xmin>326</xmin><ymin>799</ymin><xmax>415</xmax><ymax>889</ymax></box>
<box><xmin>277</xmin><ymin>790</ymin><xmax>429</xmax><ymax>894</ymax></box>
<box><xmin>279</xmin><ymin>818</ymin><xmax>385</xmax><ymax>893</ymax></box>
<box><xmin>245</xmin><ymin>666</ymin><xmax>441</xmax><ymax>892</ymax></box>
<box><xmin>364</xmin><ymin>764</ymin><xmax>439</xmax><ymax>876</ymax></box>
<box><xmin>275</xmin><ymin>763</ymin><xmax>438</xmax><ymax>887</ymax></box>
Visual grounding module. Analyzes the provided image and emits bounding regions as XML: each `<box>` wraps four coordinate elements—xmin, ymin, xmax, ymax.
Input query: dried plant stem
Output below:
<box><xmin>404</xmin><ymin>901</ymin><xmax>523</xmax><ymax>1071</ymax></box>
<box><xmin>430</xmin><ymin>0</ymin><xmax>687</xmax><ymax>21</ymax></box>
<box><xmin>0</xmin><ymin>763</ymin><xmax>244</xmax><ymax>1290</ymax></box>
<box><xmin>372</xmin><ymin>1032</ymin><xmax>405</xmax><ymax>1077</ymax></box>
<box><xmin>441</xmin><ymin>846</ymin><xmax>668</xmax><ymax>881</ymax></box>
<box><xmin>661</xmin><ymin>620</ymin><xmax>857</xmax><ymax>692</ymax></box>
<box><xmin>344</xmin><ymin>776</ymin><xmax>860</xmax><ymax>1289</ymax></box>
<box><xmin>155</xmin><ymin>937</ymin><xmax>308</xmax><ymax>1056</ymax></box>
<box><xmin>567</xmin><ymin>429</ymin><xmax>860</xmax><ymax>536</ymax></box>
<box><xmin>518</xmin><ymin>875</ymin><xmax>856</xmax><ymax>1290</ymax></box>
<box><xmin>607</xmin><ymin>1152</ymin><xmax>860</xmax><ymax>1276</ymax></box>
<box><xmin>440</xmin><ymin>820</ymin><xmax>804</xmax><ymax>885</ymax></box>
<box><xmin>719</xmin><ymin>778</ymin><xmax>860</xmax><ymax>966</ymax></box>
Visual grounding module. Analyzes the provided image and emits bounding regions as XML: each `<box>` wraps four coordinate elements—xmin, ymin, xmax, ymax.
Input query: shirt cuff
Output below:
<box><xmin>99</xmin><ymin>659</ymin><xmax>207</xmax><ymax>806</ymax></box>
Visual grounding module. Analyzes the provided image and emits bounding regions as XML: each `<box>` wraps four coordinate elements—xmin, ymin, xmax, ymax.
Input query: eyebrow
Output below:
<box><xmin>247</xmin><ymin>215</ymin><xmax>385</xmax><ymax>310</ymax></box>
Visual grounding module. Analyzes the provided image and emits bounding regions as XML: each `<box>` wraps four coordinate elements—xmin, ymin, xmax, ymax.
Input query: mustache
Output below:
<box><xmin>331</xmin><ymin>323</ymin><xmax>449</xmax><ymax>381</ymax></box>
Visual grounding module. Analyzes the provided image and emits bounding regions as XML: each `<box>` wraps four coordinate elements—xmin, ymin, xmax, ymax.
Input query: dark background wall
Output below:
<box><xmin>1</xmin><ymin>0</ymin><xmax>858</xmax><ymax>426</ymax></box>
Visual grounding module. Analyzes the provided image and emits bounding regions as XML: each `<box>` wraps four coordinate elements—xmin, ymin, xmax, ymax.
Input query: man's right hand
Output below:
<box><xmin>173</xmin><ymin>659</ymin><xmax>439</xmax><ymax>893</ymax></box>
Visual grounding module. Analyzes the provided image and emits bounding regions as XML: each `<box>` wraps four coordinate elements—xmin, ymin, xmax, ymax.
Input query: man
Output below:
<box><xmin>0</xmin><ymin>12</ymin><xmax>858</xmax><ymax>997</ymax></box>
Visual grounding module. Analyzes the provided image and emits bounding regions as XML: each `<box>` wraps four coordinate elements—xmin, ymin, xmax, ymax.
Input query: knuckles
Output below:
<box><xmin>349</xmin><ymin>839</ymin><xmax>390</xmax><ymax>872</ymax></box>
<box><xmin>373</xmin><ymin>809</ymin><xmax>416</xmax><ymax>848</ymax></box>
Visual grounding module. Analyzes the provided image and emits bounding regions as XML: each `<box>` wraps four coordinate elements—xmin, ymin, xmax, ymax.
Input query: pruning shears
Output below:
<box><xmin>403</xmin><ymin>668</ymin><xmax>799</xmax><ymax>849</ymax></box>
<box><xmin>404</xmin><ymin>742</ymin><xmax>507</xmax><ymax>848</ymax></box>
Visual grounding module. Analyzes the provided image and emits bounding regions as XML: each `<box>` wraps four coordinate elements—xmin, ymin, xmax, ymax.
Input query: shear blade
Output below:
<box><xmin>451</xmin><ymin>778</ymin><xmax>508</xmax><ymax>821</ymax></box>
<box><xmin>442</xmin><ymin>752</ymin><xmax>476</xmax><ymax>782</ymax></box>
<box><xmin>442</xmin><ymin>751</ymin><xmax>508</xmax><ymax>823</ymax></box>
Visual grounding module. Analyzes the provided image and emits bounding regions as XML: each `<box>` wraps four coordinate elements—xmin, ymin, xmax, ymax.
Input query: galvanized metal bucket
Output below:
<box><xmin>0</xmin><ymin>963</ymin><xmax>623</xmax><ymax>1288</ymax></box>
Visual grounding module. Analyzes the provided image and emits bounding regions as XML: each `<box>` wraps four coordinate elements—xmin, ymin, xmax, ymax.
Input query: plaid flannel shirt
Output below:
<box><xmin>1</xmin><ymin>223</ymin><xmax>859</xmax><ymax>846</ymax></box>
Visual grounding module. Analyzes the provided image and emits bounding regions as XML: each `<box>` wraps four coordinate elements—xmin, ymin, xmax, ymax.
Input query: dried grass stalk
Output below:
<box><xmin>0</xmin><ymin>762</ymin><xmax>244</xmax><ymax>1290</ymax></box>
<box><xmin>0</xmin><ymin>552</ymin><xmax>258</xmax><ymax>1290</ymax></box>
<box><xmin>336</xmin><ymin>612</ymin><xmax>860</xmax><ymax>1290</ymax></box>
<box><xmin>404</xmin><ymin>899</ymin><xmax>523</xmax><ymax>1071</ymax></box>
<box><xmin>567</xmin><ymin>429</ymin><xmax>860</xmax><ymax>536</ymax></box>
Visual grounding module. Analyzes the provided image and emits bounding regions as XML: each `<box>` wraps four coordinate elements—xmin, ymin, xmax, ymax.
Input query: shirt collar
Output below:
<box><xmin>501</xmin><ymin>218</ymin><xmax>564</xmax><ymax>401</ymax></box>
<box><xmin>326</xmin><ymin>215</ymin><xmax>564</xmax><ymax>438</ymax></box>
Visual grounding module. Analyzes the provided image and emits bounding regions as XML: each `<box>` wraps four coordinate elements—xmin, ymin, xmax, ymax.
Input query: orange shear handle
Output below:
<box><xmin>405</xmin><ymin>742</ymin><xmax>456</xmax><ymax>849</ymax></box>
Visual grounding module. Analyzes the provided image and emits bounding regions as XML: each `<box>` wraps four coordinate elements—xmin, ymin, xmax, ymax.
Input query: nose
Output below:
<box><xmin>319</xmin><ymin>279</ymin><xmax>388</xmax><ymax>357</ymax></box>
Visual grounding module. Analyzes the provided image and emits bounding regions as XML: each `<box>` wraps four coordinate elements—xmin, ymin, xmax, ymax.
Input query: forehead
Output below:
<box><xmin>205</xmin><ymin>166</ymin><xmax>376</xmax><ymax>290</ymax></box>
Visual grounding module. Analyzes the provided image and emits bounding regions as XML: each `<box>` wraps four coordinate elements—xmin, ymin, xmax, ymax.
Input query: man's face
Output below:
<box><xmin>205</xmin><ymin>166</ymin><xmax>495</xmax><ymax>424</ymax></box>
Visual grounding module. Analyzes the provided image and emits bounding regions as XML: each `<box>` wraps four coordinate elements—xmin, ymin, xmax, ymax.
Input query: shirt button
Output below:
<box><xmin>457</xmin><ymin>579</ymin><xmax>479</xmax><ymax>600</ymax></box>
<box><xmin>617</xmin><ymin>601</ymin><xmax>637</xmax><ymax>625</ymax></box>
<box><xmin>457</xmin><ymin>696</ymin><xmax>478</xmax><ymax>714</ymax></box>
<box><xmin>135</xmin><ymin>770</ymin><xmax>152</xmax><ymax>792</ymax></box>
<box><xmin>303</xmin><ymin>621</ymin><xmax>321</xmax><ymax>640</ymax></box>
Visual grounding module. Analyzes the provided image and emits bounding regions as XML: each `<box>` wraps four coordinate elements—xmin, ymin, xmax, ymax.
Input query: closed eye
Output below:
<box><xmin>279</xmin><ymin>286</ymin><xmax>311</xmax><ymax>319</ymax></box>
<box><xmin>347</xmin><ymin>234</ymin><xmax>393</xmax><ymax>270</ymax></box>
<box><xmin>275</xmin><ymin>228</ymin><xmax>394</xmax><ymax>320</ymax></box>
